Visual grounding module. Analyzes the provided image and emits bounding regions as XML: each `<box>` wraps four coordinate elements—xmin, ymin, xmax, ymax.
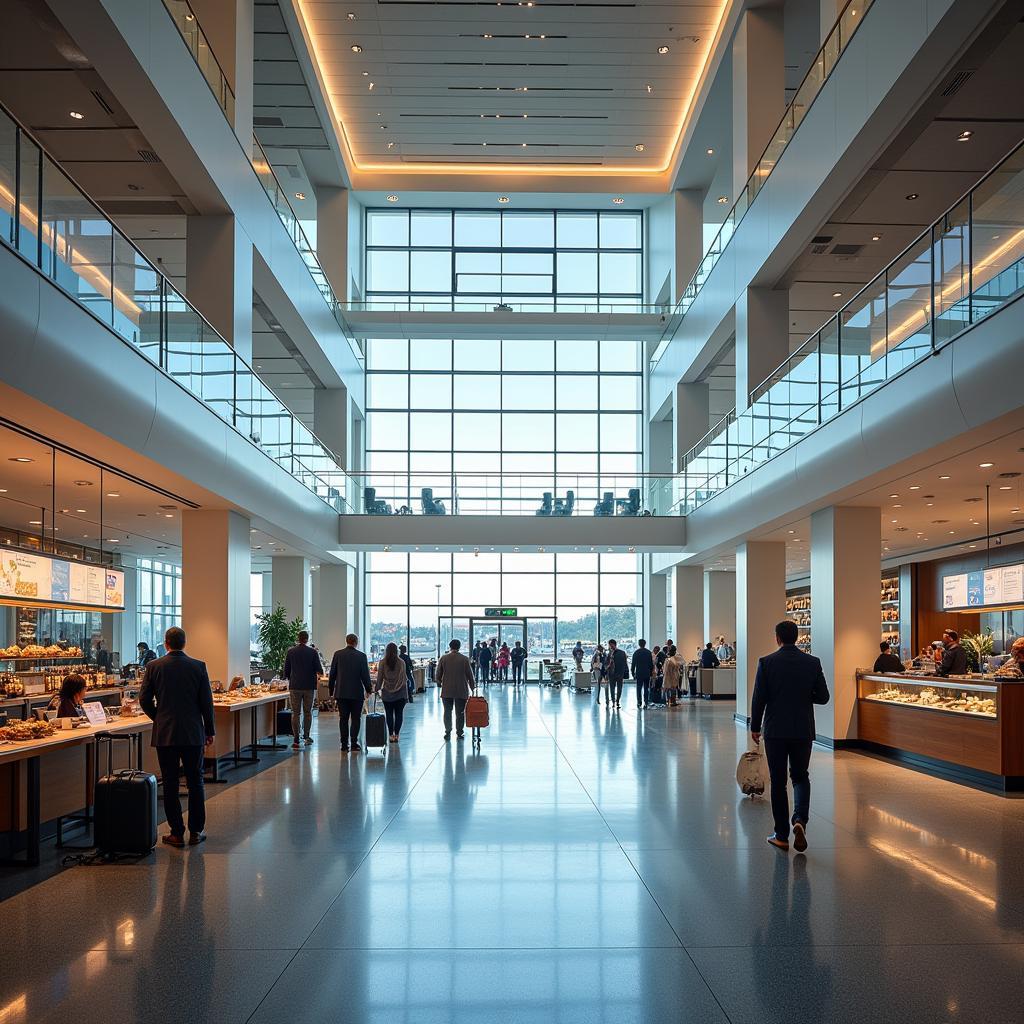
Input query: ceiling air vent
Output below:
<box><xmin>90</xmin><ymin>90</ymin><xmax>114</xmax><ymax>116</ymax></box>
<box><xmin>137</xmin><ymin>149</ymin><xmax>160</xmax><ymax>163</ymax></box>
<box><xmin>254</xmin><ymin>116</ymin><xmax>285</xmax><ymax>127</ymax></box>
<box><xmin>831</xmin><ymin>243</ymin><xmax>863</xmax><ymax>256</ymax></box>
<box><xmin>998</xmin><ymin>471</ymin><xmax>1021</xmax><ymax>478</ymax></box>
<box><xmin>941</xmin><ymin>70</ymin><xmax>975</xmax><ymax>97</ymax></box>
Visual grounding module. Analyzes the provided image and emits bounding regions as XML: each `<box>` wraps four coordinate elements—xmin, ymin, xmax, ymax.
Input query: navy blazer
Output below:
<box><xmin>282</xmin><ymin>643</ymin><xmax>322</xmax><ymax>690</ymax></box>
<box><xmin>607</xmin><ymin>647</ymin><xmax>628</xmax><ymax>681</ymax></box>
<box><xmin>630</xmin><ymin>647</ymin><xmax>654</xmax><ymax>680</ymax></box>
<box><xmin>750</xmin><ymin>644</ymin><xmax>830</xmax><ymax>740</ymax></box>
<box><xmin>329</xmin><ymin>646</ymin><xmax>372</xmax><ymax>700</ymax></box>
<box><xmin>139</xmin><ymin>650</ymin><xmax>215</xmax><ymax>747</ymax></box>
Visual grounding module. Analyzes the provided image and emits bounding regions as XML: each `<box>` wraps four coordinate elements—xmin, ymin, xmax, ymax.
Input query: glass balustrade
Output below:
<box><xmin>650</xmin><ymin>0</ymin><xmax>874</xmax><ymax>370</ymax></box>
<box><xmin>677</xmin><ymin>139</ymin><xmax>1024</xmax><ymax>515</ymax></box>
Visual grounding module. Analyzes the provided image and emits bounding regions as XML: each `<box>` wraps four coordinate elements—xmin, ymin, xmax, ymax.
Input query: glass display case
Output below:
<box><xmin>785</xmin><ymin>588</ymin><xmax>811</xmax><ymax>652</ymax></box>
<box><xmin>858</xmin><ymin>674</ymin><xmax>997</xmax><ymax>718</ymax></box>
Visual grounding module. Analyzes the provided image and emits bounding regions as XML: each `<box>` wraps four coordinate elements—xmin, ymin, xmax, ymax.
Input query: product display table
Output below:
<box><xmin>698</xmin><ymin>666</ymin><xmax>736</xmax><ymax>699</ymax></box>
<box><xmin>855</xmin><ymin>671</ymin><xmax>1024</xmax><ymax>791</ymax></box>
<box><xmin>0</xmin><ymin>715</ymin><xmax>153</xmax><ymax>866</ymax></box>
<box><xmin>210</xmin><ymin>691</ymin><xmax>290</xmax><ymax>776</ymax></box>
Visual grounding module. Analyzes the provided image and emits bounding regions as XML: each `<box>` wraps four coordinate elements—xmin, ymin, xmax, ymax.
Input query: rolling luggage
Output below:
<box><xmin>94</xmin><ymin>733</ymin><xmax>157</xmax><ymax>856</ymax></box>
<box><xmin>465</xmin><ymin>693</ymin><xmax>489</xmax><ymax>728</ymax></box>
<box><xmin>364</xmin><ymin>695</ymin><xmax>388</xmax><ymax>752</ymax></box>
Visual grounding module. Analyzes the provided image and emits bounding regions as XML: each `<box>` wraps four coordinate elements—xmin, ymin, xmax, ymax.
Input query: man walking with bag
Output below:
<box><xmin>606</xmin><ymin>639</ymin><xmax>627</xmax><ymax>709</ymax></box>
<box><xmin>328</xmin><ymin>633</ymin><xmax>373</xmax><ymax>752</ymax></box>
<box><xmin>282</xmin><ymin>629</ymin><xmax>320</xmax><ymax>749</ymax></box>
<box><xmin>437</xmin><ymin>638</ymin><xmax>474</xmax><ymax>741</ymax></box>
<box><xmin>750</xmin><ymin>619</ymin><xmax>830</xmax><ymax>852</ymax></box>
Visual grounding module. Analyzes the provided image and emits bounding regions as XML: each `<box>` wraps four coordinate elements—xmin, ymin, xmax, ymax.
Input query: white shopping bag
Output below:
<box><xmin>736</xmin><ymin>743</ymin><xmax>768</xmax><ymax>798</ymax></box>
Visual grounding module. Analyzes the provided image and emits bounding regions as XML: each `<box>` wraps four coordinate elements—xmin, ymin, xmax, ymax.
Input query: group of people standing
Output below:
<box><xmin>587</xmin><ymin>638</ymin><xmax>684</xmax><ymax>709</ymax></box>
<box><xmin>471</xmin><ymin>638</ymin><xmax>527</xmax><ymax>684</ymax></box>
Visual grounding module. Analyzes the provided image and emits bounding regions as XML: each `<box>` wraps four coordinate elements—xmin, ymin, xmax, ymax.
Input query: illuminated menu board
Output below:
<box><xmin>0</xmin><ymin>549</ymin><xmax>124</xmax><ymax>610</ymax></box>
<box><xmin>943</xmin><ymin>563</ymin><xmax>1024</xmax><ymax>610</ymax></box>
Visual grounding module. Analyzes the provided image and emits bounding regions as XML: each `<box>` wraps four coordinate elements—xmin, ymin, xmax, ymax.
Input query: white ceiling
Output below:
<box><xmin>298</xmin><ymin>0</ymin><xmax>726</xmax><ymax>172</ymax></box>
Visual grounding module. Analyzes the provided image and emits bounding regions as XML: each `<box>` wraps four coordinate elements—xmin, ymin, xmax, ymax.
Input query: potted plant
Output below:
<box><xmin>961</xmin><ymin>630</ymin><xmax>993</xmax><ymax>673</ymax></box>
<box><xmin>255</xmin><ymin>604</ymin><xmax>308</xmax><ymax>676</ymax></box>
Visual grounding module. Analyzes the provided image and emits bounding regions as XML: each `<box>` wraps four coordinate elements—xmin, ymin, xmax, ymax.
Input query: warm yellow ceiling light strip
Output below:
<box><xmin>293</xmin><ymin>0</ymin><xmax>730</xmax><ymax>180</ymax></box>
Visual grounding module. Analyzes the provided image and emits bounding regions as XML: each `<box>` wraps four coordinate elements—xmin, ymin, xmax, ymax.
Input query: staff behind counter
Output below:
<box><xmin>48</xmin><ymin>673</ymin><xmax>88</xmax><ymax>718</ymax></box>
<box><xmin>874</xmin><ymin>630</ymin><xmax>971</xmax><ymax>676</ymax></box>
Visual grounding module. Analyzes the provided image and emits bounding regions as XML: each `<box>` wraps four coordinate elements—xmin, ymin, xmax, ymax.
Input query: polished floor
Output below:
<box><xmin>3</xmin><ymin>685</ymin><xmax>1024</xmax><ymax>1023</ymax></box>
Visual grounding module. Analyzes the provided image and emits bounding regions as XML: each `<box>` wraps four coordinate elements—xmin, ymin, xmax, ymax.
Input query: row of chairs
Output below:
<box><xmin>364</xmin><ymin>486</ymin><xmax>643</xmax><ymax>516</ymax></box>
<box><xmin>365</xmin><ymin>487</ymin><xmax>446</xmax><ymax>515</ymax></box>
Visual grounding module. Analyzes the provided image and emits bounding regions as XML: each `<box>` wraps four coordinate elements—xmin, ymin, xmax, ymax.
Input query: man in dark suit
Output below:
<box><xmin>282</xmin><ymin>629</ymin><xmax>322</xmax><ymax>749</ymax></box>
<box><xmin>750</xmin><ymin>619</ymin><xmax>830</xmax><ymax>853</ymax></box>
<box><xmin>630</xmin><ymin>639</ymin><xmax>655</xmax><ymax>709</ymax></box>
<box><xmin>328</xmin><ymin>633</ymin><xmax>372</xmax><ymax>752</ymax></box>
<box><xmin>606</xmin><ymin>639</ymin><xmax>628</xmax><ymax>708</ymax></box>
<box><xmin>139</xmin><ymin>626</ymin><xmax>215</xmax><ymax>848</ymax></box>
<box><xmin>935</xmin><ymin>629</ymin><xmax>968</xmax><ymax>677</ymax></box>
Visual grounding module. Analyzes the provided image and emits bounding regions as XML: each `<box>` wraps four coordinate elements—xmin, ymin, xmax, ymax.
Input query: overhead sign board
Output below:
<box><xmin>483</xmin><ymin>607</ymin><xmax>519</xmax><ymax>618</ymax></box>
<box><xmin>0</xmin><ymin>548</ymin><xmax>124</xmax><ymax>611</ymax></box>
<box><xmin>943</xmin><ymin>562</ymin><xmax>1024</xmax><ymax>611</ymax></box>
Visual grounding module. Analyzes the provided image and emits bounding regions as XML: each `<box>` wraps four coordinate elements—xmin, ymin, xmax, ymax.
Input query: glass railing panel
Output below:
<box><xmin>234</xmin><ymin>356</ymin><xmax>255</xmax><ymax>443</ymax></box>
<box><xmin>201</xmin><ymin>338</ymin><xmax>236</xmax><ymax>425</ymax></box>
<box><xmin>164</xmin><ymin>285</ymin><xmax>227</xmax><ymax>418</ymax></box>
<box><xmin>885</xmin><ymin>231</ymin><xmax>932</xmax><ymax>375</ymax></box>
<box><xmin>821</xmin><ymin>18</ymin><xmax>841</xmax><ymax>77</ymax></box>
<box><xmin>819</xmin><ymin>318</ymin><xmax>840</xmax><ymax>423</ymax></box>
<box><xmin>969</xmin><ymin>150</ymin><xmax>1024</xmax><ymax>323</ymax></box>
<box><xmin>839</xmin><ymin>270</ymin><xmax>887</xmax><ymax>407</ymax></box>
<box><xmin>162</xmin><ymin>0</ymin><xmax>234</xmax><ymax>123</ymax></box>
<box><xmin>0</xmin><ymin>112</ymin><xmax>15</xmax><ymax>247</ymax></box>
<box><xmin>17</xmin><ymin>132</ymin><xmax>40</xmax><ymax>264</ymax></box>
<box><xmin>112</xmin><ymin>231</ymin><xmax>162</xmax><ymax>361</ymax></box>
<box><xmin>40</xmin><ymin>157</ymin><xmax>113</xmax><ymax>326</ymax></box>
<box><xmin>792</xmin><ymin>55</ymin><xmax>825</xmax><ymax>131</ymax></box>
<box><xmin>251</xmin><ymin>377</ymin><xmax>292</xmax><ymax>468</ymax></box>
<box><xmin>787</xmin><ymin>339</ymin><xmax>821</xmax><ymax>440</ymax></box>
<box><xmin>839</xmin><ymin>0</ymin><xmax>873</xmax><ymax>51</ymax></box>
<box><xmin>931</xmin><ymin>200</ymin><xmax>970</xmax><ymax>348</ymax></box>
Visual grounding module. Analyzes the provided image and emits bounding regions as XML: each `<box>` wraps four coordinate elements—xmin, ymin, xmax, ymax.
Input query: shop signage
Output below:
<box><xmin>483</xmin><ymin>607</ymin><xmax>519</xmax><ymax>618</ymax></box>
<box><xmin>0</xmin><ymin>548</ymin><xmax>125</xmax><ymax>611</ymax></box>
<box><xmin>943</xmin><ymin>562</ymin><xmax>1024</xmax><ymax>611</ymax></box>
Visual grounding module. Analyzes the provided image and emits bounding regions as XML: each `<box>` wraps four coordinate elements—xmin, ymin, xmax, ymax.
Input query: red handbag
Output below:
<box><xmin>465</xmin><ymin>694</ymin><xmax>489</xmax><ymax>728</ymax></box>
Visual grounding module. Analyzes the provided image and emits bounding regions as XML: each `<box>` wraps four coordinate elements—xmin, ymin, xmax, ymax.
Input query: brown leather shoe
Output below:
<box><xmin>161</xmin><ymin>834</ymin><xmax>185</xmax><ymax>848</ymax></box>
<box><xmin>188</xmin><ymin>831</ymin><xmax>207</xmax><ymax>846</ymax></box>
<box><xmin>766</xmin><ymin>833</ymin><xmax>790</xmax><ymax>852</ymax></box>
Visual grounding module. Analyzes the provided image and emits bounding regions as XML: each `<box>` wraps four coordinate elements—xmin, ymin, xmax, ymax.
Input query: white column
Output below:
<box><xmin>185</xmin><ymin>214</ymin><xmax>254</xmax><ymax>363</ymax></box>
<box><xmin>732</xmin><ymin>6</ymin><xmax>785</xmax><ymax>201</ymax></box>
<box><xmin>736</xmin><ymin>541</ymin><xmax>786</xmax><ymax>720</ymax></box>
<box><xmin>314</xmin><ymin>385</ymin><xmax>350</xmax><ymax>467</ymax></box>
<box><xmin>674</xmin><ymin>188</ymin><xmax>704</xmax><ymax>303</ymax></box>
<box><xmin>646</xmin><ymin>563</ymin><xmax>668</xmax><ymax>645</ymax></box>
<box><xmin>674</xmin><ymin>564</ymin><xmax>704</xmax><ymax>662</ymax></box>
<box><xmin>674</xmin><ymin>381</ymin><xmax>710</xmax><ymax>471</ymax></box>
<box><xmin>272</xmin><ymin>555</ymin><xmax>311</xmax><ymax>625</ymax></box>
<box><xmin>735</xmin><ymin>286</ymin><xmax>790</xmax><ymax>414</ymax></box>
<box><xmin>316</xmin><ymin>185</ymin><xmax>350</xmax><ymax>302</ymax></box>
<box><xmin>704</xmin><ymin>570</ymin><xmax>736</xmax><ymax>646</ymax></box>
<box><xmin>313</xmin><ymin>563</ymin><xmax>351</xmax><ymax>658</ymax></box>
<box><xmin>811</xmin><ymin>506</ymin><xmax>881</xmax><ymax>742</ymax></box>
<box><xmin>182</xmin><ymin>509</ymin><xmax>251</xmax><ymax>687</ymax></box>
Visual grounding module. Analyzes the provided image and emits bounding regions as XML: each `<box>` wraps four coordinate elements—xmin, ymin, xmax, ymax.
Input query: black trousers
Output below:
<box><xmin>338</xmin><ymin>698</ymin><xmax>363</xmax><ymax>744</ymax></box>
<box><xmin>635</xmin><ymin>676</ymin><xmax>650</xmax><ymax>706</ymax></box>
<box><xmin>156</xmin><ymin>744</ymin><xmax>205</xmax><ymax>837</ymax></box>
<box><xmin>609</xmin><ymin>676</ymin><xmax>624</xmax><ymax>702</ymax></box>
<box><xmin>512</xmin><ymin>660</ymin><xmax>523</xmax><ymax>684</ymax></box>
<box><xmin>763</xmin><ymin>738</ymin><xmax>813</xmax><ymax>840</ymax></box>
<box><xmin>383</xmin><ymin>698</ymin><xmax>406</xmax><ymax>735</ymax></box>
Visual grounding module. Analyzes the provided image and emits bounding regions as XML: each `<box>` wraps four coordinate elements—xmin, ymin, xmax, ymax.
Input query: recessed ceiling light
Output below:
<box><xmin>717</xmin><ymin>195</ymin><xmax>729</xmax><ymax>204</ymax></box>
<box><xmin>483</xmin><ymin>33</ymin><xmax>493</xmax><ymax>39</ymax></box>
<box><xmin>294</xmin><ymin>192</ymin><xmax>306</xmax><ymax>200</ymax></box>
<box><xmin>948</xmin><ymin>530</ymin><xmax>955</xmax><ymax>535</ymax></box>
<box><xmin>368</xmin><ymin>81</ymin><xmax>375</xmax><ymax>90</ymax></box>
<box><xmin>979</xmin><ymin>462</ymin><xmax>994</xmax><ymax>468</ymax></box>
<box><xmin>28</xmin><ymin>520</ymin><xmax>42</xmax><ymax>526</ymax></box>
<box><xmin>386</xmin><ymin>194</ymin><xmax>399</xmax><ymax>203</ymax></box>
<box><xmin>657</xmin><ymin>45</ymin><xmax>670</xmax><ymax>54</ymax></box>
<box><xmin>521</xmin><ymin>142</ymin><xmax>527</xmax><ymax>147</ymax></box>
<box><xmin>999</xmin><ymin>485</ymin><xmax>1013</xmax><ymax>490</ymax></box>
<box><xmin>889</xmin><ymin>493</ymin><xmax>899</xmax><ymax>498</ymax></box>
<box><xmin>386</xmin><ymin>141</ymin><xmax>395</xmax><ymax>149</ymax></box>
<box><xmin>106</xmin><ymin>492</ymin><xmax>120</xmax><ymax>498</ymax></box>
<box><xmin>107</xmin><ymin>538</ymin><xmax>120</xmax><ymax>543</ymax></box>
<box><xmin>634</xmin><ymin>143</ymin><xmax>645</xmax><ymax>152</ymax></box>
<box><xmin>892</xmin><ymin>504</ymin><xmax>902</xmax><ymax>508</ymax></box>
<box><xmin>871</xmin><ymin>234</ymin><xmax>881</xmax><ymax>241</ymax></box>
<box><xmin>347</xmin><ymin>11</ymin><xmax>356</xmax><ymax>19</ymax></box>
<box><xmin>69</xmin><ymin>110</ymin><xmax>84</xmax><ymax>120</ymax></box>
<box><xmin>909</xmin><ymin>485</ymin><xmax>920</xmax><ymax>490</ymax></box>
<box><xmin>905</xmin><ymin>193</ymin><xmax>919</xmax><ymax>200</ymax></box>
<box><xmin>9</xmin><ymin>457</ymin><xmax>33</xmax><ymax>463</ymax></box>
<box><xmin>497</xmin><ymin>196</ymin><xmax>510</xmax><ymax>203</ymax></box>
<box><xmin>611</xmin><ymin>197</ymin><xmax>625</xmax><ymax>205</ymax></box>
<box><xmin>350</xmin><ymin>44</ymin><xmax>362</xmax><ymax>52</ymax></box>
<box><xmin>706</xmin><ymin>147</ymin><xmax>714</xmax><ymax>155</ymax></box>
<box><xmin>939</xmin><ymin>474</ymin><xmax>950</xmax><ymax>480</ymax></box>
<box><xmin>957</xmin><ymin>130</ymin><xmax>973</xmax><ymax>142</ymax></box>
<box><xmin>832</xmin><ymin>291</ymin><xmax>843</xmax><ymax>298</ymax></box>
<box><xmin>363</xmin><ymin>71</ymin><xmax>369</xmax><ymax>77</ymax></box>
<box><xmin>76</xmin><ymin>508</ymin><xmax>87</xmax><ymax>513</ymax></box>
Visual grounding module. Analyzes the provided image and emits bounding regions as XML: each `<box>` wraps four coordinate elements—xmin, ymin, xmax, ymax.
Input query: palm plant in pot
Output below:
<box><xmin>256</xmin><ymin>604</ymin><xmax>308</xmax><ymax>675</ymax></box>
<box><xmin>961</xmin><ymin>630</ymin><xmax>994</xmax><ymax>673</ymax></box>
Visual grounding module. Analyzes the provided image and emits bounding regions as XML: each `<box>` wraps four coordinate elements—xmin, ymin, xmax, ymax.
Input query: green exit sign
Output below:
<box><xmin>484</xmin><ymin>607</ymin><xmax>518</xmax><ymax>618</ymax></box>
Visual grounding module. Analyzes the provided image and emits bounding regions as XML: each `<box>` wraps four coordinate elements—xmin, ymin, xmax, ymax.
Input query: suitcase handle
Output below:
<box><xmin>95</xmin><ymin>731</ymin><xmax>140</xmax><ymax>778</ymax></box>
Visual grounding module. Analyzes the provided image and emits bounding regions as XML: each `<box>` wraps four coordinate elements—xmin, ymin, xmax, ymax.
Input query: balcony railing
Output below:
<box><xmin>678</xmin><ymin>138</ymin><xmax>1024</xmax><ymax>514</ymax></box>
<box><xmin>160</xmin><ymin>0</ymin><xmax>363</xmax><ymax>362</ymax></box>
<box><xmin>347</xmin><ymin>299</ymin><xmax>669</xmax><ymax>315</ymax></box>
<box><xmin>0</xmin><ymin>100</ymin><xmax>355</xmax><ymax>514</ymax></box>
<box><xmin>650</xmin><ymin>0</ymin><xmax>874</xmax><ymax>370</ymax></box>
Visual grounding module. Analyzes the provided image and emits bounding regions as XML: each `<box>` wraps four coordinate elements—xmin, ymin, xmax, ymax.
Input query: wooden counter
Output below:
<box><xmin>210</xmin><ymin>691</ymin><xmax>290</xmax><ymax>773</ymax></box>
<box><xmin>855</xmin><ymin>672</ymin><xmax>1024</xmax><ymax>791</ymax></box>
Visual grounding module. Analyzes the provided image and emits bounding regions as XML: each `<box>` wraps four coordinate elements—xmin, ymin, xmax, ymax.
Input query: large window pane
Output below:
<box><xmin>367</xmin><ymin>210</ymin><xmax>409</xmax><ymax>245</ymax></box>
<box><xmin>367</xmin><ymin>249</ymin><xmax>408</xmax><ymax>292</ymax></box>
<box><xmin>454</xmin><ymin>374</ymin><xmax>500</xmax><ymax>408</ymax></box>
<box><xmin>410</xmin><ymin>250</ymin><xmax>452</xmax><ymax>293</ymax></box>
<box><xmin>368</xmin><ymin>338</ymin><xmax>408</xmax><ymax>371</ymax></box>
<box><xmin>503</xmin><ymin>338</ymin><xmax>554</xmax><ymax>371</ymax></box>
<box><xmin>599</xmin><ymin>212</ymin><xmax>642</xmax><ymax>249</ymax></box>
<box><xmin>556</xmin><ymin>212</ymin><xmax>598</xmax><ymax>248</ymax></box>
<box><xmin>557</xmin><ymin>252</ymin><xmax>598</xmax><ymax>294</ymax></box>
<box><xmin>454</xmin><ymin>338</ymin><xmax>500</xmax><ymax>370</ymax></box>
<box><xmin>410</xmin><ymin>338</ymin><xmax>452</xmax><ymax>370</ymax></box>
<box><xmin>455</xmin><ymin>211</ymin><xmax>500</xmax><ymax>247</ymax></box>
<box><xmin>503</xmin><ymin>212</ymin><xmax>554</xmax><ymax>248</ymax></box>
<box><xmin>503</xmin><ymin>374</ymin><xmax>553</xmax><ymax>410</ymax></box>
<box><xmin>411</xmin><ymin>210</ymin><xmax>452</xmax><ymax>247</ymax></box>
<box><xmin>410</xmin><ymin>373</ymin><xmax>452</xmax><ymax>409</ymax></box>
<box><xmin>503</xmin><ymin>412</ymin><xmax>553</xmax><ymax>450</ymax></box>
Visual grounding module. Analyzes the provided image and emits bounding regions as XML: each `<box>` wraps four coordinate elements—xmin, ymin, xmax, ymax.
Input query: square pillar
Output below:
<box><xmin>735</xmin><ymin>286</ymin><xmax>790</xmax><ymax>413</ymax></box>
<box><xmin>703</xmin><ymin>570</ymin><xmax>736</xmax><ymax>646</ymax></box>
<box><xmin>674</xmin><ymin>564</ymin><xmax>704</xmax><ymax>662</ymax></box>
<box><xmin>674</xmin><ymin>381</ymin><xmax>710</xmax><ymax>470</ymax></box>
<box><xmin>185</xmin><ymin>214</ymin><xmax>254</xmax><ymax>363</ymax></box>
<box><xmin>732</xmin><ymin>7</ymin><xmax>785</xmax><ymax>200</ymax></box>
<box><xmin>182</xmin><ymin>510</ymin><xmax>251</xmax><ymax>687</ymax></box>
<box><xmin>313</xmin><ymin>563</ymin><xmax>352</xmax><ymax>658</ymax></box>
<box><xmin>811</xmin><ymin>506</ymin><xmax>881</xmax><ymax>742</ymax></box>
<box><xmin>674</xmin><ymin>188</ymin><xmax>705</xmax><ymax>303</ymax></box>
<box><xmin>736</xmin><ymin>541</ymin><xmax>786</xmax><ymax>720</ymax></box>
<box><xmin>646</xmin><ymin>563</ymin><xmax>668</xmax><ymax>646</ymax></box>
<box><xmin>272</xmin><ymin>555</ymin><xmax>311</xmax><ymax>626</ymax></box>
<box><xmin>316</xmin><ymin>186</ymin><xmax>350</xmax><ymax>302</ymax></box>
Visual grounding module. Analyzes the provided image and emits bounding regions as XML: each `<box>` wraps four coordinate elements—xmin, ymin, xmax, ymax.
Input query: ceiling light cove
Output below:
<box><xmin>293</xmin><ymin>0</ymin><xmax>729</xmax><ymax>179</ymax></box>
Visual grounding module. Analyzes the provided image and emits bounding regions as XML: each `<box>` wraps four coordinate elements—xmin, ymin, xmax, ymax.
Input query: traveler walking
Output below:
<box><xmin>606</xmin><ymin>639</ymin><xmax>628</xmax><ymax>708</ymax></box>
<box><xmin>510</xmin><ymin>639</ymin><xmax>527</xmax><ymax>684</ymax></box>
<box><xmin>139</xmin><ymin>627</ymin><xmax>215</xmax><ymax>847</ymax></box>
<box><xmin>471</xmin><ymin>641</ymin><xmax>483</xmax><ymax>683</ymax></box>
<box><xmin>488</xmin><ymin>638</ymin><xmax>499</xmax><ymax>681</ymax></box>
<box><xmin>572</xmin><ymin>641</ymin><xmax>585</xmax><ymax>671</ymax></box>
<box><xmin>750</xmin><ymin>619</ymin><xmax>830</xmax><ymax>852</ymax></box>
<box><xmin>399</xmin><ymin>642</ymin><xmax>415</xmax><ymax>702</ymax></box>
<box><xmin>497</xmin><ymin>642</ymin><xmax>510</xmax><ymax>682</ymax></box>
<box><xmin>630</xmin><ymin>638</ymin><xmax>654</xmax><ymax>709</ymax></box>
<box><xmin>591</xmin><ymin>644</ymin><xmax>606</xmax><ymax>702</ymax></box>
<box><xmin>375</xmin><ymin>642</ymin><xmax>410</xmax><ymax>742</ymax></box>
<box><xmin>328</xmin><ymin>633</ymin><xmax>373</xmax><ymax>752</ymax></box>
<box><xmin>662</xmin><ymin>650</ymin><xmax>682</xmax><ymax>706</ymax></box>
<box><xmin>282</xmin><ymin>629</ymin><xmax>321</xmax><ymax>748</ymax></box>
<box><xmin>437</xmin><ymin>638</ymin><xmax>475</xmax><ymax>741</ymax></box>
<box><xmin>478</xmin><ymin>640</ymin><xmax>493</xmax><ymax>684</ymax></box>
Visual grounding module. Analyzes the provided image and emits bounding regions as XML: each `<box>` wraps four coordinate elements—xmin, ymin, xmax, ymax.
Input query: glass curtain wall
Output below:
<box><xmin>366</xmin><ymin>551</ymin><xmax>642</xmax><ymax>660</ymax></box>
<box><xmin>364</xmin><ymin>208</ymin><xmax>643</xmax><ymax>310</ymax></box>
<box><xmin>136</xmin><ymin>559</ymin><xmax>182</xmax><ymax>651</ymax></box>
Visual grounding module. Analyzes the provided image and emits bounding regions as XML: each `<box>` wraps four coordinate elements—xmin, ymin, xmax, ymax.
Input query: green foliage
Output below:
<box><xmin>256</xmin><ymin>604</ymin><xmax>308</xmax><ymax>674</ymax></box>
<box><xmin>961</xmin><ymin>630</ymin><xmax>994</xmax><ymax>673</ymax></box>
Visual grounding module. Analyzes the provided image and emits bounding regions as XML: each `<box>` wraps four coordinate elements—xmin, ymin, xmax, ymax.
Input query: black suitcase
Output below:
<box><xmin>364</xmin><ymin>695</ymin><xmax>388</xmax><ymax>752</ymax></box>
<box><xmin>94</xmin><ymin>733</ymin><xmax>157</xmax><ymax>856</ymax></box>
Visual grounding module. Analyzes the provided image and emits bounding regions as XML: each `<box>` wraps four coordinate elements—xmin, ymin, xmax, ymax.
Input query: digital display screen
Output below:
<box><xmin>0</xmin><ymin>549</ymin><xmax>124</xmax><ymax>610</ymax></box>
<box><xmin>943</xmin><ymin>563</ymin><xmax>1024</xmax><ymax>611</ymax></box>
<box><xmin>484</xmin><ymin>607</ymin><xmax>519</xmax><ymax>618</ymax></box>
